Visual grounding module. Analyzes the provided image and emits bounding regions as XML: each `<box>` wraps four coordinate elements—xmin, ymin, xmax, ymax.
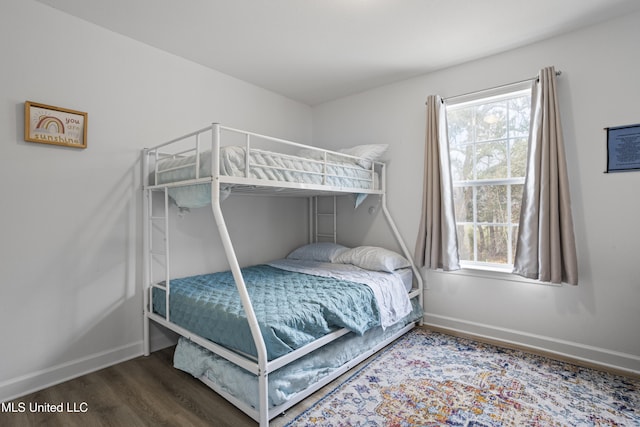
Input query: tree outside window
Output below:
<box><xmin>446</xmin><ymin>88</ymin><xmax>531</xmax><ymax>269</ymax></box>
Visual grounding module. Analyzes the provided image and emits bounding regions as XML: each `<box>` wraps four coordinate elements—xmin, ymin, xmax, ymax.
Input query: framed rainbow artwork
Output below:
<box><xmin>24</xmin><ymin>101</ymin><xmax>88</xmax><ymax>149</ymax></box>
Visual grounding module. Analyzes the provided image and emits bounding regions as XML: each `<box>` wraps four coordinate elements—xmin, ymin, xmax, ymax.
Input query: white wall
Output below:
<box><xmin>313</xmin><ymin>11</ymin><xmax>640</xmax><ymax>373</ymax></box>
<box><xmin>2</xmin><ymin>0</ymin><xmax>639</xmax><ymax>404</ymax></box>
<box><xmin>0</xmin><ymin>0</ymin><xmax>311</xmax><ymax>400</ymax></box>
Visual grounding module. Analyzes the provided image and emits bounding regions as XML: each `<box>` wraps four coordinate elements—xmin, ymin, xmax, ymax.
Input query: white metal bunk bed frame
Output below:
<box><xmin>142</xmin><ymin>123</ymin><xmax>424</xmax><ymax>426</ymax></box>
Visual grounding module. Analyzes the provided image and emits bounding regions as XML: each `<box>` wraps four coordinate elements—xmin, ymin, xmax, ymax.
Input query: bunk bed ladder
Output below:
<box><xmin>141</xmin><ymin>125</ymin><xmax>424</xmax><ymax>426</ymax></box>
<box><xmin>143</xmin><ymin>186</ymin><xmax>171</xmax><ymax>356</ymax></box>
<box><xmin>311</xmin><ymin>195</ymin><xmax>337</xmax><ymax>243</ymax></box>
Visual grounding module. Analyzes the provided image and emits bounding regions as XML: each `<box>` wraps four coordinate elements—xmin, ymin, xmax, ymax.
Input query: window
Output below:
<box><xmin>446</xmin><ymin>86</ymin><xmax>531</xmax><ymax>270</ymax></box>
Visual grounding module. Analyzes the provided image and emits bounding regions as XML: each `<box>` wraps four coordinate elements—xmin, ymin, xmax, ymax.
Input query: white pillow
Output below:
<box><xmin>338</xmin><ymin>144</ymin><xmax>388</xmax><ymax>169</ymax></box>
<box><xmin>298</xmin><ymin>144</ymin><xmax>388</xmax><ymax>169</ymax></box>
<box><xmin>286</xmin><ymin>243</ymin><xmax>349</xmax><ymax>263</ymax></box>
<box><xmin>333</xmin><ymin>246</ymin><xmax>410</xmax><ymax>272</ymax></box>
<box><xmin>297</xmin><ymin>148</ymin><xmax>325</xmax><ymax>161</ymax></box>
<box><xmin>297</xmin><ymin>148</ymin><xmax>361</xmax><ymax>167</ymax></box>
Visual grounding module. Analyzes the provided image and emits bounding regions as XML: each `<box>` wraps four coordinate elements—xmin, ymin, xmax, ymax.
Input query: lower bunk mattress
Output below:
<box><xmin>174</xmin><ymin>299</ymin><xmax>423</xmax><ymax>409</ymax></box>
<box><xmin>152</xmin><ymin>259</ymin><xmax>413</xmax><ymax>361</ymax></box>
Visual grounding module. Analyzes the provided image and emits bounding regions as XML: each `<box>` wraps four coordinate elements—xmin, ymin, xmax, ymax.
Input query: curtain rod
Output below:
<box><xmin>442</xmin><ymin>70</ymin><xmax>562</xmax><ymax>103</ymax></box>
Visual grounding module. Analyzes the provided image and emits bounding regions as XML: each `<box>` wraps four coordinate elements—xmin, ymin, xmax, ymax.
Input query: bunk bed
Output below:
<box><xmin>142</xmin><ymin>123</ymin><xmax>424</xmax><ymax>426</ymax></box>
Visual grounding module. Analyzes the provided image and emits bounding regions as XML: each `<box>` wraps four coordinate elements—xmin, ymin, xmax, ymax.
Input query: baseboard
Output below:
<box><xmin>423</xmin><ymin>313</ymin><xmax>640</xmax><ymax>378</ymax></box>
<box><xmin>0</xmin><ymin>342</ymin><xmax>144</xmax><ymax>403</ymax></box>
<box><xmin>0</xmin><ymin>327</ymin><xmax>180</xmax><ymax>404</ymax></box>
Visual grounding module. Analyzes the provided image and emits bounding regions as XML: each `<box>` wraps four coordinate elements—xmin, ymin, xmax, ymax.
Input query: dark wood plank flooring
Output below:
<box><xmin>0</xmin><ymin>347</ymin><xmax>265</xmax><ymax>427</ymax></box>
<box><xmin>1</xmin><ymin>331</ymin><xmax>388</xmax><ymax>427</ymax></box>
<box><xmin>2</xmin><ymin>327</ymin><xmax>635</xmax><ymax>426</ymax></box>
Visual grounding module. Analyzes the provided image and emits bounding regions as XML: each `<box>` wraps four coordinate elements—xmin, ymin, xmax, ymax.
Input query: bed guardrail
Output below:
<box><xmin>144</xmin><ymin>123</ymin><xmax>383</xmax><ymax>195</ymax></box>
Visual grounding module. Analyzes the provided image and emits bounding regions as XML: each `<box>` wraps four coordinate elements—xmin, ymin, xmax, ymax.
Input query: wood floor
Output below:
<box><xmin>1</xmin><ymin>346</ymin><xmax>276</xmax><ymax>427</ymax></box>
<box><xmin>5</xmin><ymin>328</ymin><xmax>634</xmax><ymax>427</ymax></box>
<box><xmin>0</xmin><ymin>345</ymin><xmax>360</xmax><ymax>427</ymax></box>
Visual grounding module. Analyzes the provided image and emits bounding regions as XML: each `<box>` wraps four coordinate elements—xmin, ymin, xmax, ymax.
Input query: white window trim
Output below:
<box><xmin>446</xmin><ymin>82</ymin><xmax>532</xmax><ymax>272</ymax></box>
<box><xmin>446</xmin><ymin>81</ymin><xmax>532</xmax><ymax>108</ymax></box>
<box><xmin>432</xmin><ymin>265</ymin><xmax>563</xmax><ymax>288</ymax></box>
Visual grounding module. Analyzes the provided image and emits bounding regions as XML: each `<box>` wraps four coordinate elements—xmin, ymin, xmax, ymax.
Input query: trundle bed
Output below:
<box><xmin>142</xmin><ymin>124</ymin><xmax>424</xmax><ymax>426</ymax></box>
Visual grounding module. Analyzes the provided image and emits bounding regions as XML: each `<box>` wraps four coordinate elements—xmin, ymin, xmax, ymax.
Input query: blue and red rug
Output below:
<box><xmin>287</xmin><ymin>329</ymin><xmax>639</xmax><ymax>426</ymax></box>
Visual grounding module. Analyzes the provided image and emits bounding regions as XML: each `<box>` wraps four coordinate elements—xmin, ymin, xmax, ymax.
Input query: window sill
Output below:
<box><xmin>431</xmin><ymin>265</ymin><xmax>563</xmax><ymax>287</ymax></box>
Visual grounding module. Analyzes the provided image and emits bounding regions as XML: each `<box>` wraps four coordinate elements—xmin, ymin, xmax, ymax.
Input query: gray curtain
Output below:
<box><xmin>513</xmin><ymin>66</ymin><xmax>578</xmax><ymax>285</ymax></box>
<box><xmin>415</xmin><ymin>95</ymin><xmax>460</xmax><ymax>271</ymax></box>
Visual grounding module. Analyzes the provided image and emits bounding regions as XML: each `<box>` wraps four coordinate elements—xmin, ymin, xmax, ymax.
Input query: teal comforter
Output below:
<box><xmin>152</xmin><ymin>265</ymin><xmax>380</xmax><ymax>360</ymax></box>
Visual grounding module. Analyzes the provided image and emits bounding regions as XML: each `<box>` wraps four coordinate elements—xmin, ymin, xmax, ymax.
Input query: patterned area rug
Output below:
<box><xmin>287</xmin><ymin>329</ymin><xmax>639</xmax><ymax>426</ymax></box>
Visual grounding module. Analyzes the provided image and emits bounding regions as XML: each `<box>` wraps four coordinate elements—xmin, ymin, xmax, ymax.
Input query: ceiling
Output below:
<box><xmin>36</xmin><ymin>0</ymin><xmax>640</xmax><ymax>106</ymax></box>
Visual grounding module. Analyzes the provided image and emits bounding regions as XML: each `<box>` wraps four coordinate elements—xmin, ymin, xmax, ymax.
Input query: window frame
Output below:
<box><xmin>445</xmin><ymin>82</ymin><xmax>532</xmax><ymax>272</ymax></box>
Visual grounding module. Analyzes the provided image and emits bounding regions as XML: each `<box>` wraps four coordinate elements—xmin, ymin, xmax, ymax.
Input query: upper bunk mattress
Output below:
<box><xmin>152</xmin><ymin>261</ymin><xmax>410</xmax><ymax>361</ymax></box>
<box><xmin>153</xmin><ymin>146</ymin><xmax>379</xmax><ymax>208</ymax></box>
